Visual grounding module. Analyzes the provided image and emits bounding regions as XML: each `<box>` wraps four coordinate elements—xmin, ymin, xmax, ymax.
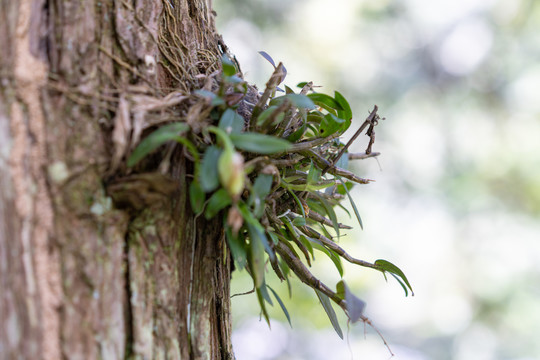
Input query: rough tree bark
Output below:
<box><xmin>0</xmin><ymin>1</ymin><xmax>233</xmax><ymax>359</ymax></box>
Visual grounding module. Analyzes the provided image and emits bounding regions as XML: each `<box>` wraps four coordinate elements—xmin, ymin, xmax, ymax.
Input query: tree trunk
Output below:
<box><xmin>0</xmin><ymin>1</ymin><xmax>233</xmax><ymax>359</ymax></box>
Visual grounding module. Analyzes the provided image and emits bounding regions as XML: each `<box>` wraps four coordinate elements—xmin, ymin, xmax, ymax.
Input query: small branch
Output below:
<box><xmin>231</xmin><ymin>288</ymin><xmax>255</xmax><ymax>298</ymax></box>
<box><xmin>274</xmin><ymin>240</ymin><xmax>345</xmax><ymax>308</ymax></box>
<box><xmin>301</xmin><ymin>226</ymin><xmax>379</xmax><ymax>270</ymax></box>
<box><xmin>287</xmin><ymin>133</ymin><xmax>341</xmax><ymax>153</ymax></box>
<box><xmin>327</xmin><ymin>166</ymin><xmax>373</xmax><ymax>185</ymax></box>
<box><xmin>300</xmin><ymin>149</ymin><xmax>332</xmax><ymax>169</ymax></box>
<box><xmin>251</xmin><ymin>63</ymin><xmax>286</xmax><ymax>126</ymax></box>
<box><xmin>322</xmin><ymin>105</ymin><xmax>378</xmax><ymax>175</ymax></box>
<box><xmin>348</xmin><ymin>152</ymin><xmax>380</xmax><ymax>160</ymax></box>
<box><xmin>307</xmin><ymin>211</ymin><xmax>352</xmax><ymax>230</ymax></box>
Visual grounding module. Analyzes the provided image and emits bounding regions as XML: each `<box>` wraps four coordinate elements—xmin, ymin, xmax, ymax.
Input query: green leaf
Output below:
<box><xmin>200</xmin><ymin>146</ymin><xmax>222</xmax><ymax>192</ymax></box>
<box><xmin>127</xmin><ymin>122</ymin><xmax>189</xmax><ymax>167</ymax></box>
<box><xmin>225</xmin><ymin>225</ymin><xmax>247</xmax><ymax>270</ymax></box>
<box><xmin>311</xmin><ymin>242</ymin><xmax>344</xmax><ymax>277</ymax></box>
<box><xmin>225</xmin><ymin>75</ymin><xmax>244</xmax><ymax>84</ymax></box>
<box><xmin>249</xmin><ymin>222</ymin><xmax>275</xmax><ymax>261</ymax></box>
<box><xmin>287</xmin><ymin>190</ymin><xmax>306</xmax><ymax>218</ymax></box>
<box><xmin>337</xmin><ymin>280</ymin><xmax>366</xmax><ymax>323</ymax></box>
<box><xmin>308</xmin><ymin>93</ymin><xmax>344</xmax><ymax>113</ymax></box>
<box><xmin>307</xmin><ymin>160</ymin><xmax>322</xmax><ymax>184</ymax></box>
<box><xmin>375</xmin><ymin>259</ymin><xmax>414</xmax><ymax>296</ymax></box>
<box><xmin>292</xmin><ymin>216</ymin><xmax>306</xmax><ymax>227</ymax></box>
<box><xmin>313</xmin><ymin>193</ymin><xmax>340</xmax><ymax>237</ymax></box>
<box><xmin>315</xmin><ymin>290</ymin><xmax>343</xmax><ymax>339</ymax></box>
<box><xmin>334</xmin><ymin>91</ymin><xmax>353</xmax><ymax>123</ymax></box>
<box><xmin>339</xmin><ymin>178</ymin><xmax>363</xmax><ymax>230</ymax></box>
<box><xmin>319</xmin><ymin>113</ymin><xmax>346</xmax><ymax>137</ymax></box>
<box><xmin>258</xmin><ymin>281</ymin><xmax>274</xmax><ymax>305</ymax></box>
<box><xmin>269</xmin><ymin>94</ymin><xmax>316</xmax><ymax>110</ymax></box>
<box><xmin>222</xmin><ymin>54</ymin><xmax>237</xmax><ymax>76</ymax></box>
<box><xmin>259</xmin><ymin>51</ymin><xmax>276</xmax><ymax>68</ymax></box>
<box><xmin>204</xmin><ymin>189</ymin><xmax>232</xmax><ymax>219</ymax></box>
<box><xmin>334</xmin><ymin>144</ymin><xmax>349</xmax><ymax>170</ymax></box>
<box><xmin>284</xmin><ymin>85</ymin><xmax>295</xmax><ymax>94</ymax></box>
<box><xmin>267</xmin><ymin>285</ymin><xmax>292</xmax><ymax>327</ymax></box>
<box><xmin>281</xmin><ymin>180</ymin><xmax>335</xmax><ymax>191</ymax></box>
<box><xmin>296</xmin><ymin>81</ymin><xmax>309</xmax><ymax>88</ymax></box>
<box><xmin>256</xmin><ymin>287</ymin><xmax>271</xmax><ymax>326</ymax></box>
<box><xmin>286</xmin><ymin>123</ymin><xmax>306</xmax><ymax>142</ymax></box>
<box><xmin>267</xmin><ymin>231</ymin><xmax>279</xmax><ymax>246</ymax></box>
<box><xmin>249</xmin><ymin>174</ymin><xmax>274</xmax><ymax>218</ymax></box>
<box><xmin>176</xmin><ymin>137</ymin><xmax>200</xmax><ymax>172</ymax></box>
<box><xmin>219</xmin><ymin>108</ymin><xmax>245</xmax><ymax>134</ymax></box>
<box><xmin>298</xmin><ymin>235</ymin><xmax>314</xmax><ymax>258</ymax></box>
<box><xmin>194</xmin><ymin>89</ymin><xmax>225</xmax><ymax>106</ymax></box>
<box><xmin>230</xmin><ymin>132</ymin><xmax>292</xmax><ymax>154</ymax></box>
<box><xmin>248</xmin><ymin>225</ymin><xmax>266</xmax><ymax>288</ymax></box>
<box><xmin>238</xmin><ymin>202</ymin><xmax>276</xmax><ymax>263</ymax></box>
<box><xmin>336</xmin><ymin>180</ymin><xmax>353</xmax><ymax>195</ymax></box>
<box><xmin>256</xmin><ymin>106</ymin><xmax>285</xmax><ymax>127</ymax></box>
<box><xmin>189</xmin><ymin>181</ymin><xmax>205</xmax><ymax>215</ymax></box>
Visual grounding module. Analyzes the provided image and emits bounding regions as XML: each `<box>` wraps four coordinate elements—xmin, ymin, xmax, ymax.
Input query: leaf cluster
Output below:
<box><xmin>127</xmin><ymin>53</ymin><xmax>413</xmax><ymax>339</ymax></box>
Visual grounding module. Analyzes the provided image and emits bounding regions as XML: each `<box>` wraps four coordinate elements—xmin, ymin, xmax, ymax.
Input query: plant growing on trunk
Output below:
<box><xmin>128</xmin><ymin>52</ymin><xmax>413</xmax><ymax>348</ymax></box>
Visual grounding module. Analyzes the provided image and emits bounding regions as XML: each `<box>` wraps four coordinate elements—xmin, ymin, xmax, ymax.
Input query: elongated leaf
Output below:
<box><xmin>337</xmin><ymin>280</ymin><xmax>366</xmax><ymax>323</ymax></box>
<box><xmin>189</xmin><ymin>181</ymin><xmax>205</xmax><ymax>215</ymax></box>
<box><xmin>315</xmin><ymin>290</ymin><xmax>343</xmax><ymax>339</ymax></box>
<box><xmin>269</xmin><ymin>94</ymin><xmax>316</xmax><ymax>110</ymax></box>
<box><xmin>230</xmin><ymin>132</ymin><xmax>292</xmax><ymax>154</ymax></box>
<box><xmin>307</xmin><ymin>160</ymin><xmax>322</xmax><ymax>184</ymax></box>
<box><xmin>308</xmin><ymin>93</ymin><xmax>344</xmax><ymax>113</ymax></box>
<box><xmin>281</xmin><ymin>180</ymin><xmax>335</xmax><ymax>192</ymax></box>
<box><xmin>256</xmin><ymin>287</ymin><xmax>271</xmax><ymax>326</ymax></box>
<box><xmin>375</xmin><ymin>259</ymin><xmax>414</xmax><ymax>296</ymax></box>
<box><xmin>222</xmin><ymin>54</ymin><xmax>237</xmax><ymax>76</ymax></box>
<box><xmin>292</xmin><ymin>216</ymin><xmax>306</xmax><ymax>227</ymax></box>
<box><xmin>314</xmin><ymin>193</ymin><xmax>340</xmax><ymax>237</ymax></box>
<box><xmin>256</xmin><ymin>105</ymin><xmax>285</xmax><ymax>127</ymax></box>
<box><xmin>248</xmin><ymin>226</ymin><xmax>266</xmax><ymax>288</ymax></box>
<box><xmin>249</xmin><ymin>174</ymin><xmax>273</xmax><ymax>218</ymax></box>
<box><xmin>286</xmin><ymin>123</ymin><xmax>306</xmax><ymax>142</ymax></box>
<box><xmin>339</xmin><ymin>178</ymin><xmax>363</xmax><ymax>230</ymax></box>
<box><xmin>311</xmin><ymin>242</ymin><xmax>344</xmax><ymax>277</ymax></box>
<box><xmin>284</xmin><ymin>85</ymin><xmax>295</xmax><ymax>94</ymax></box>
<box><xmin>205</xmin><ymin>188</ymin><xmax>231</xmax><ymax>219</ymax></box>
<box><xmin>194</xmin><ymin>89</ymin><xmax>225</xmax><ymax>106</ymax></box>
<box><xmin>319</xmin><ymin>113</ymin><xmax>346</xmax><ymax>137</ymax></box>
<box><xmin>200</xmin><ymin>146</ymin><xmax>222</xmax><ymax>192</ymax></box>
<box><xmin>334</xmin><ymin>90</ymin><xmax>353</xmax><ymax>122</ymax></box>
<box><xmin>298</xmin><ymin>235</ymin><xmax>314</xmax><ymax>258</ymax></box>
<box><xmin>288</xmin><ymin>190</ymin><xmax>306</xmax><ymax>218</ymax></box>
<box><xmin>238</xmin><ymin>202</ymin><xmax>276</xmax><ymax>262</ymax></box>
<box><xmin>219</xmin><ymin>108</ymin><xmax>244</xmax><ymax>134</ymax></box>
<box><xmin>258</xmin><ymin>281</ymin><xmax>273</xmax><ymax>305</ymax></box>
<box><xmin>248</xmin><ymin>222</ymin><xmax>275</xmax><ymax>263</ymax></box>
<box><xmin>225</xmin><ymin>225</ymin><xmax>247</xmax><ymax>270</ymax></box>
<box><xmin>389</xmin><ymin>272</ymin><xmax>410</xmax><ymax>297</ymax></box>
<box><xmin>267</xmin><ymin>285</ymin><xmax>292</xmax><ymax>326</ymax></box>
<box><xmin>176</xmin><ymin>137</ymin><xmax>200</xmax><ymax>172</ymax></box>
<box><xmin>267</xmin><ymin>230</ymin><xmax>279</xmax><ymax>246</ymax></box>
<box><xmin>335</xmin><ymin>145</ymin><xmax>349</xmax><ymax>170</ymax></box>
<box><xmin>128</xmin><ymin>122</ymin><xmax>189</xmax><ymax>167</ymax></box>
<box><xmin>259</xmin><ymin>50</ymin><xmax>276</xmax><ymax>68</ymax></box>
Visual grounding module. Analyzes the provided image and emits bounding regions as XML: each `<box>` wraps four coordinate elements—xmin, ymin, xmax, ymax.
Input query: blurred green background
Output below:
<box><xmin>214</xmin><ymin>0</ymin><xmax>540</xmax><ymax>359</ymax></box>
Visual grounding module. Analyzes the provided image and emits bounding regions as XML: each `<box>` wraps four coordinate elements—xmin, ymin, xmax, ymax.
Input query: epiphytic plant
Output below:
<box><xmin>127</xmin><ymin>52</ymin><xmax>413</xmax><ymax>349</ymax></box>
